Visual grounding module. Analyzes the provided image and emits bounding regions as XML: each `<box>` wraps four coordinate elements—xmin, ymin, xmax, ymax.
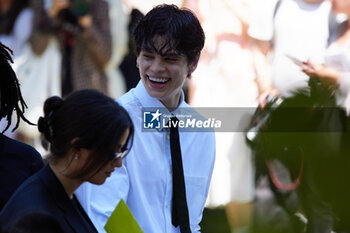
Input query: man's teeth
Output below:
<box><xmin>149</xmin><ymin>76</ymin><xmax>168</xmax><ymax>83</ymax></box>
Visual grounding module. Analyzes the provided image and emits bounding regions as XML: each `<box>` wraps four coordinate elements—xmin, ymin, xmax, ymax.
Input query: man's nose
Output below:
<box><xmin>150</xmin><ymin>58</ymin><xmax>166</xmax><ymax>73</ymax></box>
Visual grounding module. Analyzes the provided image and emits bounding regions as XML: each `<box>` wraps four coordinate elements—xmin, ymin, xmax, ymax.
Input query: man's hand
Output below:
<box><xmin>302</xmin><ymin>60</ymin><xmax>339</xmax><ymax>86</ymax></box>
<box><xmin>258</xmin><ymin>88</ymin><xmax>280</xmax><ymax>109</ymax></box>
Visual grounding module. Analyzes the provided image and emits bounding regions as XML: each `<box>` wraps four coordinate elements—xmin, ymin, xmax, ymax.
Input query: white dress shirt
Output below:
<box><xmin>76</xmin><ymin>81</ymin><xmax>216</xmax><ymax>233</ymax></box>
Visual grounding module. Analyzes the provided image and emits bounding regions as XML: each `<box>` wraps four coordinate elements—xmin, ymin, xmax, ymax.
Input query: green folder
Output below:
<box><xmin>104</xmin><ymin>199</ymin><xmax>144</xmax><ymax>233</ymax></box>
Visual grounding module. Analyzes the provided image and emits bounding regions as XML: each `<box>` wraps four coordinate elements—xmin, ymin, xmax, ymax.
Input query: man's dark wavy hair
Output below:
<box><xmin>133</xmin><ymin>4</ymin><xmax>205</xmax><ymax>65</ymax></box>
<box><xmin>0</xmin><ymin>42</ymin><xmax>32</xmax><ymax>133</ymax></box>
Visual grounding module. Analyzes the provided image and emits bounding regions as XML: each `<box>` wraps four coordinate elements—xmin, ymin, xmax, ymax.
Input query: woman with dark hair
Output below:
<box><xmin>0</xmin><ymin>89</ymin><xmax>134</xmax><ymax>233</ymax></box>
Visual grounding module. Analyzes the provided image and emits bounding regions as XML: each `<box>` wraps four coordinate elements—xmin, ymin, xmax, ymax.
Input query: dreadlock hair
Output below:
<box><xmin>0</xmin><ymin>42</ymin><xmax>33</xmax><ymax>133</ymax></box>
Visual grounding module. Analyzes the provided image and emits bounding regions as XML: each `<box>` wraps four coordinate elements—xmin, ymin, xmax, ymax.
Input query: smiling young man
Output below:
<box><xmin>75</xmin><ymin>4</ymin><xmax>216</xmax><ymax>233</ymax></box>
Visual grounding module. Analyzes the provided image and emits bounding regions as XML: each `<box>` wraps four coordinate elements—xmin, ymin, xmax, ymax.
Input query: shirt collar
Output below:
<box><xmin>134</xmin><ymin>81</ymin><xmax>188</xmax><ymax>132</ymax></box>
<box><xmin>134</xmin><ymin>80</ymin><xmax>187</xmax><ymax>113</ymax></box>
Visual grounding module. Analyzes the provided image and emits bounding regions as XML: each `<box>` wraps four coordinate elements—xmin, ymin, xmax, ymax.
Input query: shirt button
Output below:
<box><xmin>166</xmin><ymin>135</ymin><xmax>170</xmax><ymax>140</ymax></box>
<box><xmin>169</xmin><ymin>170</ymin><xmax>172</xmax><ymax>174</ymax></box>
<box><xmin>166</xmin><ymin>204</ymin><xmax>169</xmax><ymax>208</ymax></box>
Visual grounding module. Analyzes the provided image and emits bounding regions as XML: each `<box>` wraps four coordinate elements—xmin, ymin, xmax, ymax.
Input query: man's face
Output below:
<box><xmin>136</xmin><ymin>36</ymin><xmax>196</xmax><ymax>109</ymax></box>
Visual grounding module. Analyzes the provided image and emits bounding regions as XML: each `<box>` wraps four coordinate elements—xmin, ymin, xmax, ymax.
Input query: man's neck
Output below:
<box><xmin>160</xmin><ymin>94</ymin><xmax>182</xmax><ymax>112</ymax></box>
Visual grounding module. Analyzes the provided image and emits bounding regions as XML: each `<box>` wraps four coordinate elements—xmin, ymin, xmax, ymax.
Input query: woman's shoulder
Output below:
<box><xmin>0</xmin><ymin>174</ymin><xmax>51</xmax><ymax>227</ymax></box>
<box><xmin>5</xmin><ymin>171</ymin><xmax>48</xmax><ymax>206</ymax></box>
<box><xmin>6</xmin><ymin>212</ymin><xmax>63</xmax><ymax>233</ymax></box>
<box><xmin>0</xmin><ymin>198</ymin><xmax>59</xmax><ymax>233</ymax></box>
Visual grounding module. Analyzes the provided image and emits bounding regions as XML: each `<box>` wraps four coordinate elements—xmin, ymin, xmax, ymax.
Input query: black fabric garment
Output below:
<box><xmin>170</xmin><ymin>117</ymin><xmax>191</xmax><ymax>233</ymax></box>
<box><xmin>0</xmin><ymin>165</ymin><xmax>98</xmax><ymax>233</ymax></box>
<box><xmin>0</xmin><ymin>134</ymin><xmax>44</xmax><ymax>211</ymax></box>
<box><xmin>71</xmin><ymin>195</ymin><xmax>96</xmax><ymax>230</ymax></box>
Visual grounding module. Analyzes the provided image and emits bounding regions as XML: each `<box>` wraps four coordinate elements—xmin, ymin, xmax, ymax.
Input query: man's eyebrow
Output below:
<box><xmin>142</xmin><ymin>49</ymin><xmax>182</xmax><ymax>57</ymax></box>
<box><xmin>163</xmin><ymin>51</ymin><xmax>182</xmax><ymax>57</ymax></box>
<box><xmin>164</xmin><ymin>52</ymin><xmax>178</xmax><ymax>56</ymax></box>
<box><xmin>142</xmin><ymin>48</ymin><xmax>154</xmax><ymax>53</ymax></box>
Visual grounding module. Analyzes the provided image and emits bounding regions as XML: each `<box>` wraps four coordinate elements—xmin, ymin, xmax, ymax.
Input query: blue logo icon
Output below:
<box><xmin>143</xmin><ymin>109</ymin><xmax>162</xmax><ymax>129</ymax></box>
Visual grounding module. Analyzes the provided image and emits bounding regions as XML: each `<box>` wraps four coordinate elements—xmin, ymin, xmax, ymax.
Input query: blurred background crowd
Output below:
<box><xmin>1</xmin><ymin>0</ymin><xmax>350</xmax><ymax>232</ymax></box>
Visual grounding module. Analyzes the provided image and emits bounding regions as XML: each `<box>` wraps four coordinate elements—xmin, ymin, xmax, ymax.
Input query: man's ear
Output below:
<box><xmin>187</xmin><ymin>61</ymin><xmax>199</xmax><ymax>77</ymax></box>
<box><xmin>136</xmin><ymin>57</ymin><xmax>140</xmax><ymax>69</ymax></box>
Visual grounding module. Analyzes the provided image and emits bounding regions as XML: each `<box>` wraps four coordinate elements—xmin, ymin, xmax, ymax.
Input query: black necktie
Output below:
<box><xmin>170</xmin><ymin>117</ymin><xmax>191</xmax><ymax>233</ymax></box>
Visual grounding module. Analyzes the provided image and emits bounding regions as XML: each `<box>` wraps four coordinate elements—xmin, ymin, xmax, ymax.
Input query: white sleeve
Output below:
<box><xmin>248</xmin><ymin>0</ymin><xmax>278</xmax><ymax>41</ymax></box>
<box><xmin>75</xmin><ymin>165</ymin><xmax>130</xmax><ymax>233</ymax></box>
<box><xmin>338</xmin><ymin>72</ymin><xmax>350</xmax><ymax>115</ymax></box>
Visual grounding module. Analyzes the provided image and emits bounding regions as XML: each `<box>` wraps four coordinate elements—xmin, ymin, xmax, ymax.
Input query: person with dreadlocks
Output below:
<box><xmin>0</xmin><ymin>42</ymin><xmax>44</xmax><ymax>211</ymax></box>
